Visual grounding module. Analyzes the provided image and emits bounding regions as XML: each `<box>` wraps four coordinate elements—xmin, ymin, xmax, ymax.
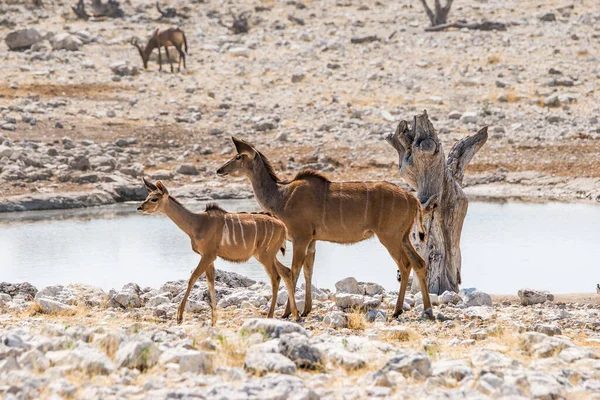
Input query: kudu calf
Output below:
<box><xmin>131</xmin><ymin>27</ymin><xmax>188</xmax><ymax>72</ymax></box>
<box><xmin>217</xmin><ymin>138</ymin><xmax>433</xmax><ymax>319</ymax></box>
<box><xmin>137</xmin><ymin>178</ymin><xmax>299</xmax><ymax>325</ymax></box>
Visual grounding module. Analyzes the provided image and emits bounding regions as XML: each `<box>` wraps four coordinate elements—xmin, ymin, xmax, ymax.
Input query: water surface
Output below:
<box><xmin>1</xmin><ymin>200</ymin><xmax>599</xmax><ymax>294</ymax></box>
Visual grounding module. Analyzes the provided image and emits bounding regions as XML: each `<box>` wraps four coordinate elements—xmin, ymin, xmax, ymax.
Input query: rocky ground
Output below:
<box><xmin>0</xmin><ymin>271</ymin><xmax>599</xmax><ymax>399</ymax></box>
<box><xmin>1</xmin><ymin>0</ymin><xmax>600</xmax><ymax>211</ymax></box>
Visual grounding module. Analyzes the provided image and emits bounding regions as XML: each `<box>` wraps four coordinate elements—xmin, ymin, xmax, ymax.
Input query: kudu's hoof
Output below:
<box><xmin>421</xmin><ymin>308</ymin><xmax>435</xmax><ymax>320</ymax></box>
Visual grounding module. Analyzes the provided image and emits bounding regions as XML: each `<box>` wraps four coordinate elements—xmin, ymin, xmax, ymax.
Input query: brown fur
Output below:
<box><xmin>138</xmin><ymin>178</ymin><xmax>299</xmax><ymax>325</ymax></box>
<box><xmin>131</xmin><ymin>27</ymin><xmax>188</xmax><ymax>72</ymax></box>
<box><xmin>217</xmin><ymin>138</ymin><xmax>432</xmax><ymax>318</ymax></box>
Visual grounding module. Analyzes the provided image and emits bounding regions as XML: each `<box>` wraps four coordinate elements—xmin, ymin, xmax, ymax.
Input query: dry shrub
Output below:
<box><xmin>347</xmin><ymin>309</ymin><xmax>367</xmax><ymax>331</ymax></box>
<box><xmin>488</xmin><ymin>55</ymin><xmax>502</xmax><ymax>64</ymax></box>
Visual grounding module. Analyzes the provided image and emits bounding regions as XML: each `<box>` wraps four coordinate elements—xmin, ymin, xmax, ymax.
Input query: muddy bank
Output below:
<box><xmin>1</xmin><ymin>272</ymin><xmax>599</xmax><ymax>399</ymax></box>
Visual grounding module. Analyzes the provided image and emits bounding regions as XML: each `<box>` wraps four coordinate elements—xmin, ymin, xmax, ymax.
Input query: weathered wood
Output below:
<box><xmin>425</xmin><ymin>21</ymin><xmax>507</xmax><ymax>32</ymax></box>
<box><xmin>219</xmin><ymin>9</ymin><xmax>251</xmax><ymax>35</ymax></box>
<box><xmin>156</xmin><ymin>2</ymin><xmax>177</xmax><ymax>19</ymax></box>
<box><xmin>71</xmin><ymin>0</ymin><xmax>89</xmax><ymax>20</ymax></box>
<box><xmin>419</xmin><ymin>0</ymin><xmax>453</xmax><ymax>26</ymax></box>
<box><xmin>73</xmin><ymin>0</ymin><xmax>124</xmax><ymax>19</ymax></box>
<box><xmin>385</xmin><ymin>111</ymin><xmax>487</xmax><ymax>294</ymax></box>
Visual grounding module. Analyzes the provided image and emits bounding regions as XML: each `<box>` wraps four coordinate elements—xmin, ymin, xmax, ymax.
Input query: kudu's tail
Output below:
<box><xmin>182</xmin><ymin>30</ymin><xmax>188</xmax><ymax>54</ymax></box>
<box><xmin>416</xmin><ymin>202</ymin><xmax>427</xmax><ymax>242</ymax></box>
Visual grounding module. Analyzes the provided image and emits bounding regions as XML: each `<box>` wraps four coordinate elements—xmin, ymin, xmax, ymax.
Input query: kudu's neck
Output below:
<box><xmin>161</xmin><ymin>197</ymin><xmax>200</xmax><ymax>238</ymax></box>
<box><xmin>248</xmin><ymin>159</ymin><xmax>284</xmax><ymax>215</ymax></box>
<box><xmin>142</xmin><ymin>39</ymin><xmax>156</xmax><ymax>62</ymax></box>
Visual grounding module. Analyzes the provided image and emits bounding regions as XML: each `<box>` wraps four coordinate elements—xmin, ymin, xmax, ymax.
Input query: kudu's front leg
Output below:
<box><xmin>177</xmin><ymin>255</ymin><xmax>216</xmax><ymax>324</ymax></box>
<box><xmin>205</xmin><ymin>263</ymin><xmax>217</xmax><ymax>326</ymax></box>
<box><xmin>301</xmin><ymin>241</ymin><xmax>317</xmax><ymax>317</ymax></box>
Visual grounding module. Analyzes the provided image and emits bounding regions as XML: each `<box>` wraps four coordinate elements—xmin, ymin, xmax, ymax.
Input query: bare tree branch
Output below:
<box><xmin>425</xmin><ymin>21</ymin><xmax>507</xmax><ymax>32</ymax></box>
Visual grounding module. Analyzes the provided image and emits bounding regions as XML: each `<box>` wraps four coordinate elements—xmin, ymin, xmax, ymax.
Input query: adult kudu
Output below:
<box><xmin>131</xmin><ymin>27</ymin><xmax>188</xmax><ymax>72</ymax></box>
<box><xmin>217</xmin><ymin>138</ymin><xmax>433</xmax><ymax>319</ymax></box>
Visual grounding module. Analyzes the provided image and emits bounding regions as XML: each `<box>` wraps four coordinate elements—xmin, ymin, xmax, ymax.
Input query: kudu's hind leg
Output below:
<box><xmin>205</xmin><ymin>263</ymin><xmax>217</xmax><ymax>326</ymax></box>
<box><xmin>301</xmin><ymin>241</ymin><xmax>317</xmax><ymax>317</ymax></box>
<box><xmin>175</xmin><ymin>45</ymin><xmax>184</xmax><ymax>71</ymax></box>
<box><xmin>403</xmin><ymin>238</ymin><xmax>433</xmax><ymax>316</ymax></box>
<box><xmin>274</xmin><ymin>260</ymin><xmax>299</xmax><ymax>321</ymax></box>
<box><xmin>378</xmin><ymin>234</ymin><xmax>411</xmax><ymax>318</ymax></box>
<box><xmin>282</xmin><ymin>239</ymin><xmax>309</xmax><ymax>318</ymax></box>
<box><xmin>177</xmin><ymin>255</ymin><xmax>215</xmax><ymax>325</ymax></box>
<box><xmin>257</xmin><ymin>254</ymin><xmax>280</xmax><ymax>318</ymax></box>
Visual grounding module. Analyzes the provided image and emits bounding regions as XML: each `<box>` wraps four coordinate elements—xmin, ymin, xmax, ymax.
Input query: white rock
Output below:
<box><xmin>460</xmin><ymin>288</ymin><xmax>492</xmax><ymax>307</ymax></box>
<box><xmin>517</xmin><ymin>288</ymin><xmax>554</xmax><ymax>306</ymax></box>
<box><xmin>244</xmin><ymin>352</ymin><xmax>296</xmax><ymax>375</ymax></box>
<box><xmin>5</xmin><ymin>28</ymin><xmax>42</xmax><ymax>50</ymax></box>
<box><xmin>51</xmin><ymin>33</ymin><xmax>83</xmax><ymax>51</ymax></box>
<box><xmin>334</xmin><ymin>293</ymin><xmax>381</xmax><ymax>310</ymax></box>
<box><xmin>323</xmin><ymin>311</ymin><xmax>348</xmax><ymax>329</ymax></box>
<box><xmin>381</xmin><ymin>350</ymin><xmax>432</xmax><ymax>380</ymax></box>
<box><xmin>115</xmin><ymin>340</ymin><xmax>160</xmax><ymax>370</ymax></box>
<box><xmin>159</xmin><ymin>347</ymin><xmax>213</xmax><ymax>373</ymax></box>
<box><xmin>34</xmin><ymin>297</ymin><xmax>76</xmax><ymax>313</ymax></box>
<box><xmin>335</xmin><ymin>277</ymin><xmax>361</xmax><ymax>294</ymax></box>
<box><xmin>18</xmin><ymin>349</ymin><xmax>50</xmax><ymax>372</ymax></box>
<box><xmin>241</xmin><ymin>318</ymin><xmax>308</xmax><ymax>339</ymax></box>
<box><xmin>459</xmin><ymin>111</ymin><xmax>478</xmax><ymax>124</ymax></box>
<box><xmin>439</xmin><ymin>290</ymin><xmax>461</xmax><ymax>304</ymax></box>
<box><xmin>431</xmin><ymin>359</ymin><xmax>473</xmax><ymax>381</ymax></box>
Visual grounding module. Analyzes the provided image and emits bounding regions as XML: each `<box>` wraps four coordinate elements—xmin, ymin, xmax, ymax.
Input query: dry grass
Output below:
<box><xmin>506</xmin><ymin>89</ymin><xmax>521</xmax><ymax>103</ymax></box>
<box><xmin>213</xmin><ymin>332</ymin><xmax>248</xmax><ymax>368</ymax></box>
<box><xmin>381</xmin><ymin>327</ymin><xmax>417</xmax><ymax>343</ymax></box>
<box><xmin>347</xmin><ymin>308</ymin><xmax>367</xmax><ymax>331</ymax></box>
<box><xmin>488</xmin><ymin>55</ymin><xmax>502</xmax><ymax>64</ymax></box>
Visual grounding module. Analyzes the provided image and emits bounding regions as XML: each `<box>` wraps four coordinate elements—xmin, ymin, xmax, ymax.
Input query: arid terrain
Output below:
<box><xmin>1</xmin><ymin>1</ymin><xmax>600</xmax><ymax>399</ymax></box>
<box><xmin>1</xmin><ymin>0</ymin><xmax>600</xmax><ymax>209</ymax></box>
<box><xmin>1</xmin><ymin>272</ymin><xmax>600</xmax><ymax>399</ymax></box>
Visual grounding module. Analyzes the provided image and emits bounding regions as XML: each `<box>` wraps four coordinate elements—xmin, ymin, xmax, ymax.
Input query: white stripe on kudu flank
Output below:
<box><xmin>251</xmin><ymin>216</ymin><xmax>257</xmax><ymax>247</ymax></box>
<box><xmin>266</xmin><ymin>222</ymin><xmax>275</xmax><ymax>249</ymax></box>
<box><xmin>230</xmin><ymin>216</ymin><xmax>237</xmax><ymax>245</ymax></box>
<box><xmin>222</xmin><ymin>217</ymin><xmax>231</xmax><ymax>246</ymax></box>
<box><xmin>237</xmin><ymin>215</ymin><xmax>247</xmax><ymax>248</ymax></box>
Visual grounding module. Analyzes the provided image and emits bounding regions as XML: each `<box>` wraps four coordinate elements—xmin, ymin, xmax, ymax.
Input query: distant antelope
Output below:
<box><xmin>137</xmin><ymin>178</ymin><xmax>299</xmax><ymax>325</ymax></box>
<box><xmin>217</xmin><ymin>138</ymin><xmax>433</xmax><ymax>319</ymax></box>
<box><xmin>597</xmin><ymin>284</ymin><xmax>600</xmax><ymax>295</ymax></box>
<box><xmin>131</xmin><ymin>27</ymin><xmax>188</xmax><ymax>72</ymax></box>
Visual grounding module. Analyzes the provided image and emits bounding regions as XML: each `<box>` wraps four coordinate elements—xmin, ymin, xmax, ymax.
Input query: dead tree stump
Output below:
<box><xmin>419</xmin><ymin>0</ymin><xmax>453</xmax><ymax>26</ymax></box>
<box><xmin>72</xmin><ymin>0</ymin><xmax>90</xmax><ymax>19</ymax></box>
<box><xmin>385</xmin><ymin>111</ymin><xmax>487</xmax><ymax>294</ymax></box>
<box><xmin>219</xmin><ymin>10</ymin><xmax>251</xmax><ymax>34</ymax></box>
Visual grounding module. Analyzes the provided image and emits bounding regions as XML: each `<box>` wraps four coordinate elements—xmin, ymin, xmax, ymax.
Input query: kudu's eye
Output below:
<box><xmin>235</xmin><ymin>155</ymin><xmax>241</xmax><ymax>160</ymax></box>
<box><xmin>151</xmin><ymin>198</ymin><xmax>159</xmax><ymax>203</ymax></box>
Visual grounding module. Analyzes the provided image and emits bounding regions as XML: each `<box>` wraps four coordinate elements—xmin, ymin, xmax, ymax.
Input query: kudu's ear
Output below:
<box><xmin>143</xmin><ymin>177</ymin><xmax>157</xmax><ymax>192</ymax></box>
<box><xmin>232</xmin><ymin>137</ymin><xmax>256</xmax><ymax>158</ymax></box>
<box><xmin>155</xmin><ymin>181</ymin><xmax>169</xmax><ymax>195</ymax></box>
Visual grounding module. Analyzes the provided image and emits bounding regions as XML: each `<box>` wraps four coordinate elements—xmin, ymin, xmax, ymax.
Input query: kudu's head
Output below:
<box><xmin>138</xmin><ymin>178</ymin><xmax>169</xmax><ymax>213</ymax></box>
<box><xmin>131</xmin><ymin>38</ymin><xmax>149</xmax><ymax>69</ymax></box>
<box><xmin>216</xmin><ymin>137</ymin><xmax>258</xmax><ymax>178</ymax></box>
